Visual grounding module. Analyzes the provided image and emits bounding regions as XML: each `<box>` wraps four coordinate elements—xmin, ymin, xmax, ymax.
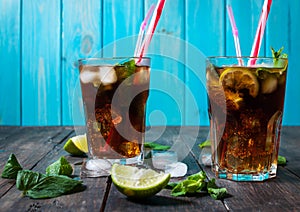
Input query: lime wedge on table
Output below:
<box><xmin>111</xmin><ymin>164</ymin><xmax>170</xmax><ymax>199</ymax></box>
<box><xmin>63</xmin><ymin>134</ymin><xmax>88</xmax><ymax>156</ymax></box>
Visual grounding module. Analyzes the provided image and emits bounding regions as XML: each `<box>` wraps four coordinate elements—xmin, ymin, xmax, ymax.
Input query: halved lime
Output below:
<box><xmin>111</xmin><ymin>164</ymin><xmax>170</xmax><ymax>199</ymax></box>
<box><xmin>63</xmin><ymin>134</ymin><xmax>88</xmax><ymax>156</ymax></box>
<box><xmin>219</xmin><ymin>68</ymin><xmax>259</xmax><ymax>97</ymax></box>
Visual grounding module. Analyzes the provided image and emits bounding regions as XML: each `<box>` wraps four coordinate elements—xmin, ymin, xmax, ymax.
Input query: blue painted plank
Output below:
<box><xmin>226</xmin><ymin>0</ymin><xmax>266</xmax><ymax>57</ymax></box>
<box><xmin>102</xmin><ymin>0</ymin><xmax>144</xmax><ymax>57</ymax></box>
<box><xmin>185</xmin><ymin>0</ymin><xmax>225</xmax><ymax>126</ymax></box>
<box><xmin>62</xmin><ymin>0</ymin><xmax>102</xmax><ymax>126</ymax></box>
<box><xmin>22</xmin><ymin>0</ymin><xmax>61</xmax><ymax>125</ymax></box>
<box><xmin>0</xmin><ymin>0</ymin><xmax>21</xmax><ymax>125</ymax></box>
<box><xmin>267</xmin><ymin>0</ymin><xmax>300</xmax><ymax>125</ymax></box>
<box><xmin>145</xmin><ymin>0</ymin><xmax>186</xmax><ymax>126</ymax></box>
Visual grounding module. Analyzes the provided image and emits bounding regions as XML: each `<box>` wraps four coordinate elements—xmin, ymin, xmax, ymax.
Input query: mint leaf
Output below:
<box><xmin>25</xmin><ymin>175</ymin><xmax>85</xmax><ymax>199</ymax></box>
<box><xmin>278</xmin><ymin>155</ymin><xmax>287</xmax><ymax>166</ymax></box>
<box><xmin>198</xmin><ymin>140</ymin><xmax>211</xmax><ymax>149</ymax></box>
<box><xmin>16</xmin><ymin>170</ymin><xmax>45</xmax><ymax>192</ymax></box>
<box><xmin>166</xmin><ymin>182</ymin><xmax>178</xmax><ymax>189</ymax></box>
<box><xmin>1</xmin><ymin>154</ymin><xmax>23</xmax><ymax>179</ymax></box>
<box><xmin>207</xmin><ymin>178</ymin><xmax>227</xmax><ymax>200</ymax></box>
<box><xmin>117</xmin><ymin>59</ymin><xmax>136</xmax><ymax>79</ymax></box>
<box><xmin>271</xmin><ymin>47</ymin><xmax>288</xmax><ymax>67</ymax></box>
<box><xmin>168</xmin><ymin>171</ymin><xmax>227</xmax><ymax>200</ymax></box>
<box><xmin>46</xmin><ymin>156</ymin><xmax>73</xmax><ymax>176</ymax></box>
<box><xmin>171</xmin><ymin>182</ymin><xmax>187</xmax><ymax>196</ymax></box>
<box><xmin>144</xmin><ymin>142</ymin><xmax>170</xmax><ymax>151</ymax></box>
<box><xmin>123</xmin><ymin>59</ymin><xmax>136</xmax><ymax>74</ymax></box>
<box><xmin>187</xmin><ymin>171</ymin><xmax>206</xmax><ymax>181</ymax></box>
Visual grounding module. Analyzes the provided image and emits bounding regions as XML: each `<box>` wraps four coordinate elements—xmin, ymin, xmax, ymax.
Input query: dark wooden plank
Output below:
<box><xmin>1</xmin><ymin>126</ymin><xmax>300</xmax><ymax>211</ymax></box>
<box><xmin>279</xmin><ymin>127</ymin><xmax>300</xmax><ymax>177</ymax></box>
<box><xmin>0</xmin><ymin>129</ymin><xmax>107</xmax><ymax>212</ymax></box>
<box><xmin>0</xmin><ymin>127</ymin><xmax>21</xmax><ymax>140</ymax></box>
<box><xmin>0</xmin><ymin>127</ymin><xmax>73</xmax><ymax>198</ymax></box>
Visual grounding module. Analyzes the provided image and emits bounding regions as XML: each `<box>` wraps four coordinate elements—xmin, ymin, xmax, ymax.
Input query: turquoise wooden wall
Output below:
<box><xmin>0</xmin><ymin>0</ymin><xmax>299</xmax><ymax>126</ymax></box>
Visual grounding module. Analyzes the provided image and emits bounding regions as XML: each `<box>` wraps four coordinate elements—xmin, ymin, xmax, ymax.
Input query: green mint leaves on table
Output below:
<box><xmin>198</xmin><ymin>140</ymin><xmax>211</xmax><ymax>149</ymax></box>
<box><xmin>21</xmin><ymin>174</ymin><xmax>85</xmax><ymax>199</ymax></box>
<box><xmin>1</xmin><ymin>153</ymin><xmax>23</xmax><ymax>179</ymax></box>
<box><xmin>278</xmin><ymin>155</ymin><xmax>287</xmax><ymax>166</ymax></box>
<box><xmin>144</xmin><ymin>142</ymin><xmax>171</xmax><ymax>151</ymax></box>
<box><xmin>207</xmin><ymin>178</ymin><xmax>228</xmax><ymax>200</ymax></box>
<box><xmin>16</xmin><ymin>170</ymin><xmax>45</xmax><ymax>192</ymax></box>
<box><xmin>167</xmin><ymin>171</ymin><xmax>227</xmax><ymax>200</ymax></box>
<box><xmin>46</xmin><ymin>156</ymin><xmax>73</xmax><ymax>176</ymax></box>
<box><xmin>1</xmin><ymin>154</ymin><xmax>85</xmax><ymax>199</ymax></box>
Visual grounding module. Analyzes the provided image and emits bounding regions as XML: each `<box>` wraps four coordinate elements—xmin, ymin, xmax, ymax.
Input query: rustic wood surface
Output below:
<box><xmin>0</xmin><ymin>126</ymin><xmax>299</xmax><ymax>212</ymax></box>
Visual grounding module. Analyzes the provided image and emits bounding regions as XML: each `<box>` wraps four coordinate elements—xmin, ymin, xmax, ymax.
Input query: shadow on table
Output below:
<box><xmin>127</xmin><ymin>193</ymin><xmax>206</xmax><ymax>206</ymax></box>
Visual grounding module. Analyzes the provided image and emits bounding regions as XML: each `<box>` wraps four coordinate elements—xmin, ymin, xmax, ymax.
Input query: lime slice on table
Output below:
<box><xmin>111</xmin><ymin>164</ymin><xmax>171</xmax><ymax>199</ymax></box>
<box><xmin>219</xmin><ymin>68</ymin><xmax>259</xmax><ymax>98</ymax></box>
<box><xmin>63</xmin><ymin>134</ymin><xmax>88</xmax><ymax>156</ymax></box>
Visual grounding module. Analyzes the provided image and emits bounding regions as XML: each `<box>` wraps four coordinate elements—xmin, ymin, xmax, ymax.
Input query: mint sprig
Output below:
<box><xmin>198</xmin><ymin>140</ymin><xmax>211</xmax><ymax>149</ymax></box>
<box><xmin>144</xmin><ymin>142</ymin><xmax>171</xmax><ymax>151</ymax></box>
<box><xmin>46</xmin><ymin>156</ymin><xmax>73</xmax><ymax>176</ymax></box>
<box><xmin>167</xmin><ymin>171</ymin><xmax>227</xmax><ymax>200</ymax></box>
<box><xmin>1</xmin><ymin>154</ymin><xmax>85</xmax><ymax>199</ymax></box>
<box><xmin>24</xmin><ymin>174</ymin><xmax>85</xmax><ymax>199</ymax></box>
<box><xmin>1</xmin><ymin>153</ymin><xmax>23</xmax><ymax>179</ymax></box>
<box><xmin>271</xmin><ymin>47</ymin><xmax>288</xmax><ymax>67</ymax></box>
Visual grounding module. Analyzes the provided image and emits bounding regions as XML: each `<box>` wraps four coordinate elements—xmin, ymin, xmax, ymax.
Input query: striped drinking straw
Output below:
<box><xmin>248</xmin><ymin>0</ymin><xmax>273</xmax><ymax>66</ymax></box>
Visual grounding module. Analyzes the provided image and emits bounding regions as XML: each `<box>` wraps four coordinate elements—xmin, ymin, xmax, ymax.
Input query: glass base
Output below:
<box><xmin>213</xmin><ymin>163</ymin><xmax>277</xmax><ymax>182</ymax></box>
<box><xmin>81</xmin><ymin>155</ymin><xmax>143</xmax><ymax>178</ymax></box>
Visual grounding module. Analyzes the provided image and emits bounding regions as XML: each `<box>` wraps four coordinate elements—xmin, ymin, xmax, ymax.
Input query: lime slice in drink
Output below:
<box><xmin>63</xmin><ymin>134</ymin><xmax>88</xmax><ymax>156</ymax></box>
<box><xmin>111</xmin><ymin>164</ymin><xmax>170</xmax><ymax>199</ymax></box>
<box><xmin>219</xmin><ymin>68</ymin><xmax>259</xmax><ymax>97</ymax></box>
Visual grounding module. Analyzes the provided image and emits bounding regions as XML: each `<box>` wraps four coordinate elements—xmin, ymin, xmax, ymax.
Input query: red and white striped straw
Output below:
<box><xmin>134</xmin><ymin>4</ymin><xmax>155</xmax><ymax>57</ymax></box>
<box><xmin>248</xmin><ymin>0</ymin><xmax>272</xmax><ymax>66</ymax></box>
<box><xmin>227</xmin><ymin>5</ymin><xmax>243</xmax><ymax>66</ymax></box>
<box><xmin>137</xmin><ymin>0</ymin><xmax>166</xmax><ymax>63</ymax></box>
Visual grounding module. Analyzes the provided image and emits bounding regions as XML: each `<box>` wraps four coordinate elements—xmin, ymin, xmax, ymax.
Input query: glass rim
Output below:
<box><xmin>207</xmin><ymin>56</ymin><xmax>288</xmax><ymax>61</ymax></box>
<box><xmin>78</xmin><ymin>56</ymin><xmax>151</xmax><ymax>63</ymax></box>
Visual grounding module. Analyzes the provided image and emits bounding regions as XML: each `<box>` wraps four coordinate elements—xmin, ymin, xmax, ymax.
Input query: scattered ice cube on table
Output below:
<box><xmin>152</xmin><ymin>150</ymin><xmax>178</xmax><ymax>170</ymax></box>
<box><xmin>165</xmin><ymin>162</ymin><xmax>188</xmax><ymax>178</ymax></box>
<box><xmin>85</xmin><ymin>159</ymin><xmax>112</xmax><ymax>174</ymax></box>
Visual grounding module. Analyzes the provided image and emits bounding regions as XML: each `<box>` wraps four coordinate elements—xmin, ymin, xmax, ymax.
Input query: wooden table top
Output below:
<box><xmin>0</xmin><ymin>126</ymin><xmax>300</xmax><ymax>212</ymax></box>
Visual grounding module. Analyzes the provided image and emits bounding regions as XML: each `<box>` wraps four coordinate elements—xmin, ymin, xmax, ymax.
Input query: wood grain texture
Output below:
<box><xmin>0</xmin><ymin>127</ymin><xmax>300</xmax><ymax>211</ymax></box>
<box><xmin>21</xmin><ymin>0</ymin><xmax>61</xmax><ymax>125</ymax></box>
<box><xmin>0</xmin><ymin>0</ymin><xmax>21</xmax><ymax>125</ymax></box>
<box><xmin>61</xmin><ymin>0</ymin><xmax>102</xmax><ymax>126</ymax></box>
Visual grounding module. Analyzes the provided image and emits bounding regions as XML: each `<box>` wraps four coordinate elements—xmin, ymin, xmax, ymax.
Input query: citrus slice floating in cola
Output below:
<box><xmin>219</xmin><ymin>68</ymin><xmax>259</xmax><ymax>98</ymax></box>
